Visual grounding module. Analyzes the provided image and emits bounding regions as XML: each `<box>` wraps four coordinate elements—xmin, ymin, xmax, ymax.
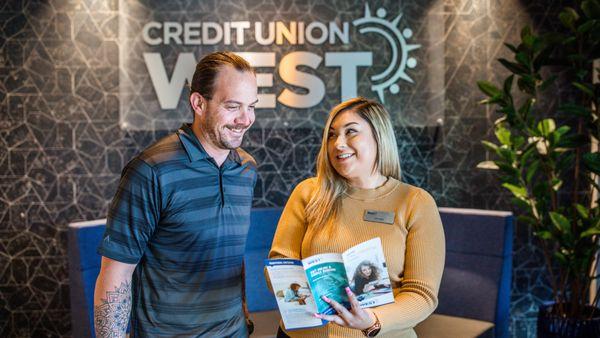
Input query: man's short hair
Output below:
<box><xmin>190</xmin><ymin>51</ymin><xmax>255</xmax><ymax>100</ymax></box>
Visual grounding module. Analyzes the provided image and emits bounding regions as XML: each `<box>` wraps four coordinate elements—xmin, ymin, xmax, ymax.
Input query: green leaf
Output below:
<box><xmin>497</xmin><ymin>146</ymin><xmax>516</xmax><ymax>162</ymax></box>
<box><xmin>559</xmin><ymin>7</ymin><xmax>580</xmax><ymax>30</ymax></box>
<box><xmin>495</xmin><ymin>127</ymin><xmax>512</xmax><ymax>146</ymax></box>
<box><xmin>559</xmin><ymin>103</ymin><xmax>591</xmax><ymax>117</ymax></box>
<box><xmin>503</xmin><ymin>182</ymin><xmax>527</xmax><ymax>198</ymax></box>
<box><xmin>580</xmin><ymin>228</ymin><xmax>600</xmax><ymax>238</ymax></box>
<box><xmin>562</xmin><ymin>36</ymin><xmax>577</xmax><ymax>45</ymax></box>
<box><xmin>494</xmin><ymin>116</ymin><xmax>507</xmax><ymax>125</ymax></box>
<box><xmin>482</xmin><ymin>140</ymin><xmax>499</xmax><ymax>152</ymax></box>
<box><xmin>557</xmin><ymin>133</ymin><xmax>588</xmax><ymax>148</ymax></box>
<box><xmin>583</xmin><ymin>152</ymin><xmax>600</xmax><ymax>175</ymax></box>
<box><xmin>556</xmin><ymin>152</ymin><xmax>577</xmax><ymax>172</ymax></box>
<box><xmin>550</xmin><ymin>211</ymin><xmax>571</xmax><ymax>233</ymax></box>
<box><xmin>537</xmin><ymin>119</ymin><xmax>556</xmax><ymax>136</ymax></box>
<box><xmin>503</xmin><ymin>75</ymin><xmax>514</xmax><ymax>95</ymax></box>
<box><xmin>497</xmin><ymin>162</ymin><xmax>519</xmax><ymax>176</ymax></box>
<box><xmin>513</xmin><ymin>135</ymin><xmax>525</xmax><ymax>149</ymax></box>
<box><xmin>526</xmin><ymin>160</ymin><xmax>540</xmax><ymax>184</ymax></box>
<box><xmin>498</xmin><ymin>58</ymin><xmax>528</xmax><ymax>74</ymax></box>
<box><xmin>516</xmin><ymin>52</ymin><xmax>531</xmax><ymax>68</ymax></box>
<box><xmin>523</xmin><ymin>35</ymin><xmax>536</xmax><ymax>49</ymax></box>
<box><xmin>517</xmin><ymin>76</ymin><xmax>536</xmax><ymax>94</ymax></box>
<box><xmin>535</xmin><ymin>230</ymin><xmax>554</xmax><ymax>240</ymax></box>
<box><xmin>520</xmin><ymin>26</ymin><xmax>533</xmax><ymax>41</ymax></box>
<box><xmin>504</xmin><ymin>43</ymin><xmax>519</xmax><ymax>54</ymax></box>
<box><xmin>575</xmin><ymin>203</ymin><xmax>590</xmax><ymax>219</ymax></box>
<box><xmin>517</xmin><ymin>215</ymin><xmax>538</xmax><ymax>226</ymax></box>
<box><xmin>551</xmin><ymin>178</ymin><xmax>563</xmax><ymax>191</ymax></box>
<box><xmin>521</xmin><ymin>144</ymin><xmax>538</xmax><ymax>162</ymax></box>
<box><xmin>511</xmin><ymin>197</ymin><xmax>532</xmax><ymax>210</ymax></box>
<box><xmin>573</xmin><ymin>82</ymin><xmax>594</xmax><ymax>96</ymax></box>
<box><xmin>477</xmin><ymin>81</ymin><xmax>502</xmax><ymax>97</ymax></box>
<box><xmin>554</xmin><ymin>251</ymin><xmax>568</xmax><ymax>265</ymax></box>
<box><xmin>555</xmin><ymin>125</ymin><xmax>571</xmax><ymax>136</ymax></box>
<box><xmin>582</xmin><ymin>0</ymin><xmax>600</xmax><ymax>18</ymax></box>
<box><xmin>577</xmin><ymin>19</ymin><xmax>595</xmax><ymax>33</ymax></box>
<box><xmin>533</xmin><ymin>47</ymin><xmax>553</xmax><ymax>71</ymax></box>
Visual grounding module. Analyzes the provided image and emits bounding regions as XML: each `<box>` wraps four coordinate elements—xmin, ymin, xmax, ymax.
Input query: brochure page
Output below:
<box><xmin>302</xmin><ymin>253</ymin><xmax>351</xmax><ymax>315</ymax></box>
<box><xmin>265</xmin><ymin>259</ymin><xmax>323</xmax><ymax>330</ymax></box>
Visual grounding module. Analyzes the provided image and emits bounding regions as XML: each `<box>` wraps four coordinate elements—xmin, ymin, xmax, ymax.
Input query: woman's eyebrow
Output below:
<box><xmin>329</xmin><ymin>122</ymin><xmax>359</xmax><ymax>130</ymax></box>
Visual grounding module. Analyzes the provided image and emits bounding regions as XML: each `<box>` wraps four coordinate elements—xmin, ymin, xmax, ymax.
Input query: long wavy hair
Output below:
<box><xmin>305</xmin><ymin>97</ymin><xmax>401</xmax><ymax>242</ymax></box>
<box><xmin>353</xmin><ymin>261</ymin><xmax>381</xmax><ymax>282</ymax></box>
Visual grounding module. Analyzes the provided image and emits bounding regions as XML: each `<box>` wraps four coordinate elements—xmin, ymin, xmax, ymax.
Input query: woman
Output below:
<box><xmin>268</xmin><ymin>97</ymin><xmax>445</xmax><ymax>338</ymax></box>
<box><xmin>352</xmin><ymin>261</ymin><xmax>380</xmax><ymax>296</ymax></box>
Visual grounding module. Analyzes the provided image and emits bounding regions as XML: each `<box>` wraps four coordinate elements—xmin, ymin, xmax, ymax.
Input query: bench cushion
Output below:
<box><xmin>415</xmin><ymin>314</ymin><xmax>494</xmax><ymax>338</ymax></box>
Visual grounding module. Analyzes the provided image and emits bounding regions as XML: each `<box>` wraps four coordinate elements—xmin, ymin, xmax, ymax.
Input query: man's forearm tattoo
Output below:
<box><xmin>94</xmin><ymin>281</ymin><xmax>132</xmax><ymax>338</ymax></box>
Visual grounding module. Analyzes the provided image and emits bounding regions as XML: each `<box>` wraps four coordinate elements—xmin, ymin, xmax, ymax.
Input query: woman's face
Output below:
<box><xmin>360</xmin><ymin>265</ymin><xmax>372</xmax><ymax>277</ymax></box>
<box><xmin>327</xmin><ymin>110</ymin><xmax>379</xmax><ymax>186</ymax></box>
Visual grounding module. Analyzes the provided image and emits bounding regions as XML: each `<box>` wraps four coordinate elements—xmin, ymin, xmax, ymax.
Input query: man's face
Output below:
<box><xmin>199</xmin><ymin>66</ymin><xmax>258</xmax><ymax>151</ymax></box>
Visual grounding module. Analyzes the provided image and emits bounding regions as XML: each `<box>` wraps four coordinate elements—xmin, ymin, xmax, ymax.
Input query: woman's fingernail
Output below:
<box><xmin>314</xmin><ymin>313</ymin><xmax>321</xmax><ymax>318</ymax></box>
<box><xmin>345</xmin><ymin>287</ymin><xmax>352</xmax><ymax>294</ymax></box>
<box><xmin>322</xmin><ymin>295</ymin><xmax>330</xmax><ymax>302</ymax></box>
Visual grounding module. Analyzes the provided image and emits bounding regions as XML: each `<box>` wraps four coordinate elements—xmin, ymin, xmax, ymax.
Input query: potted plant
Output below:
<box><xmin>476</xmin><ymin>1</ymin><xmax>600</xmax><ymax>336</ymax></box>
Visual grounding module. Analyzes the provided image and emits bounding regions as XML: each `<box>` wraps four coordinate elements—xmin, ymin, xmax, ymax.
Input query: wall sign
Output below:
<box><xmin>119</xmin><ymin>1</ymin><xmax>444</xmax><ymax>130</ymax></box>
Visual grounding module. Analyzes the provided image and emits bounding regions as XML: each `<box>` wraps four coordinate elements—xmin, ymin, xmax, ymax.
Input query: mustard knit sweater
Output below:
<box><xmin>268</xmin><ymin>177</ymin><xmax>445</xmax><ymax>338</ymax></box>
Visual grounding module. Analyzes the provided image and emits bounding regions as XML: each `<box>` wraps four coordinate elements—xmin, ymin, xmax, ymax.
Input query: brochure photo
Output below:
<box><xmin>342</xmin><ymin>238</ymin><xmax>394</xmax><ymax>307</ymax></box>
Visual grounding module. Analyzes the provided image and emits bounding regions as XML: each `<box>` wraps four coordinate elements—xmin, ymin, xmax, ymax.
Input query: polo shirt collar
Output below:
<box><xmin>177</xmin><ymin>123</ymin><xmax>242</xmax><ymax>165</ymax></box>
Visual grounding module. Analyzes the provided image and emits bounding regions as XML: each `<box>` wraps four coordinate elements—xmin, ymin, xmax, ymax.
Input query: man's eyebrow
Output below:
<box><xmin>329</xmin><ymin>122</ymin><xmax>359</xmax><ymax>130</ymax></box>
<box><xmin>222</xmin><ymin>99</ymin><xmax>259</xmax><ymax>105</ymax></box>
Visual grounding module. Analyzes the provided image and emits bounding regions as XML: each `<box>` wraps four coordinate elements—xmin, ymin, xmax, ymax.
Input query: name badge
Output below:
<box><xmin>363</xmin><ymin>210</ymin><xmax>395</xmax><ymax>224</ymax></box>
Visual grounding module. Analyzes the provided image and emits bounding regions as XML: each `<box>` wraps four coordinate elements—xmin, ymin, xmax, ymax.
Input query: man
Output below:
<box><xmin>94</xmin><ymin>51</ymin><xmax>258</xmax><ymax>337</ymax></box>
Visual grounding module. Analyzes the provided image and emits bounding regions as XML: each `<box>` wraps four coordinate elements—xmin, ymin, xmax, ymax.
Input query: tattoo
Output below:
<box><xmin>94</xmin><ymin>281</ymin><xmax>132</xmax><ymax>338</ymax></box>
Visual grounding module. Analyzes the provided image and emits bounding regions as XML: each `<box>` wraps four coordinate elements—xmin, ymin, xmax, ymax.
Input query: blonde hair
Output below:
<box><xmin>305</xmin><ymin>97</ymin><xmax>401</xmax><ymax>241</ymax></box>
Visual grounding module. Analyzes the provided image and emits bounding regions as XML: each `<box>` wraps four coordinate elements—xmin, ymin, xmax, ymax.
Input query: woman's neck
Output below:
<box><xmin>347</xmin><ymin>174</ymin><xmax>387</xmax><ymax>190</ymax></box>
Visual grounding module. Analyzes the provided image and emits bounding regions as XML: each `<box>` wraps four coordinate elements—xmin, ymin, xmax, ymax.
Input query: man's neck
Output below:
<box><xmin>190</xmin><ymin>123</ymin><xmax>229</xmax><ymax>167</ymax></box>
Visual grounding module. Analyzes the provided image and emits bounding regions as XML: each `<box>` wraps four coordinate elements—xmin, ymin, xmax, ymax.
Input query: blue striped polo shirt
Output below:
<box><xmin>98</xmin><ymin>123</ymin><xmax>257</xmax><ymax>337</ymax></box>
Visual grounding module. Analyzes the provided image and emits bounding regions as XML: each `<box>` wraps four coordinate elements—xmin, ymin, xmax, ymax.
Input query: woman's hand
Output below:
<box><xmin>315</xmin><ymin>287</ymin><xmax>377</xmax><ymax>330</ymax></box>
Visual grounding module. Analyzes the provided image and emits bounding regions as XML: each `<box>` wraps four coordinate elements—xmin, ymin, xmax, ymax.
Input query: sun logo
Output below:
<box><xmin>353</xmin><ymin>4</ymin><xmax>420</xmax><ymax>103</ymax></box>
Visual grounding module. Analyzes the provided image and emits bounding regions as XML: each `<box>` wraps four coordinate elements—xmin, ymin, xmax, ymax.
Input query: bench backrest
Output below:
<box><xmin>437</xmin><ymin>207</ymin><xmax>513</xmax><ymax>338</ymax></box>
<box><xmin>68</xmin><ymin>207</ymin><xmax>512</xmax><ymax>338</ymax></box>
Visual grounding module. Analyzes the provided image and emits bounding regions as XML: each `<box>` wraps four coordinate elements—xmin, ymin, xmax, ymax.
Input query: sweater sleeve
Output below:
<box><xmin>372</xmin><ymin>188</ymin><xmax>446</xmax><ymax>334</ymax></box>
<box><xmin>264</xmin><ymin>179</ymin><xmax>315</xmax><ymax>292</ymax></box>
<box><xmin>268</xmin><ymin>178</ymin><xmax>315</xmax><ymax>260</ymax></box>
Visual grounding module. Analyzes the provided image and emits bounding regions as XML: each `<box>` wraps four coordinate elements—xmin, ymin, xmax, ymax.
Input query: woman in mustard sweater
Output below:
<box><xmin>268</xmin><ymin>97</ymin><xmax>445</xmax><ymax>338</ymax></box>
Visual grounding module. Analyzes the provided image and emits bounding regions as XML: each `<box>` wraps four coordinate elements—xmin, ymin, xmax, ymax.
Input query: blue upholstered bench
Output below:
<box><xmin>68</xmin><ymin>207</ymin><xmax>513</xmax><ymax>338</ymax></box>
<box><xmin>67</xmin><ymin>219</ymin><xmax>108</xmax><ymax>338</ymax></box>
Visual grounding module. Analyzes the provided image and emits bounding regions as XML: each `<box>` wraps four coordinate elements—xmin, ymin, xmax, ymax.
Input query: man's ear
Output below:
<box><xmin>190</xmin><ymin>92</ymin><xmax>206</xmax><ymax>116</ymax></box>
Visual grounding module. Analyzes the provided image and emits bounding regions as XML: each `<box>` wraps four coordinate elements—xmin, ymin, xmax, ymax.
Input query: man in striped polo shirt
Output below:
<box><xmin>94</xmin><ymin>52</ymin><xmax>258</xmax><ymax>337</ymax></box>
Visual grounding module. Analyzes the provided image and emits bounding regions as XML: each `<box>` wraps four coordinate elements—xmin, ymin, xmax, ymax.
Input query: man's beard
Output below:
<box><xmin>207</xmin><ymin>124</ymin><xmax>247</xmax><ymax>150</ymax></box>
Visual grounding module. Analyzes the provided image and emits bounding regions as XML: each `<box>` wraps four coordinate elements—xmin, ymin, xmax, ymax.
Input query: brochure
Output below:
<box><xmin>264</xmin><ymin>238</ymin><xmax>394</xmax><ymax>330</ymax></box>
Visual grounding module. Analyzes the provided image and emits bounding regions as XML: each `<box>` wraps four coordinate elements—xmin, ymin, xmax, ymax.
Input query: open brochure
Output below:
<box><xmin>264</xmin><ymin>238</ymin><xmax>394</xmax><ymax>330</ymax></box>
